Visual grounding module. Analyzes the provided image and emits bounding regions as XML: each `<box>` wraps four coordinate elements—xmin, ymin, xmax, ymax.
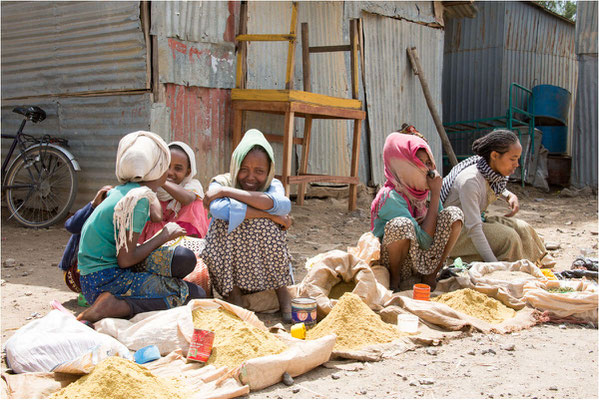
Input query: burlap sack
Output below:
<box><xmin>297</xmin><ymin>233</ymin><xmax>392</xmax><ymax>318</ymax></box>
<box><xmin>522</xmin><ymin>279</ymin><xmax>598</xmax><ymax>323</ymax></box>
<box><xmin>380</xmin><ymin>294</ymin><xmax>539</xmax><ymax>334</ymax></box>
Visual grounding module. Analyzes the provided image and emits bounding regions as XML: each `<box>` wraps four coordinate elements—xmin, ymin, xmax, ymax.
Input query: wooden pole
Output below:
<box><xmin>406</xmin><ymin>47</ymin><xmax>459</xmax><ymax>167</ymax></box>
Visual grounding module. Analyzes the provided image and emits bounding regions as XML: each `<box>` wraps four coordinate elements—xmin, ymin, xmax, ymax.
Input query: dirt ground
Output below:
<box><xmin>1</xmin><ymin>183</ymin><xmax>598</xmax><ymax>399</ymax></box>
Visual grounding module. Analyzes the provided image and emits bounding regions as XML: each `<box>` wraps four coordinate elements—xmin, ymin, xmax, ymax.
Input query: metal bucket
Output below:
<box><xmin>537</xmin><ymin>125</ymin><xmax>568</xmax><ymax>154</ymax></box>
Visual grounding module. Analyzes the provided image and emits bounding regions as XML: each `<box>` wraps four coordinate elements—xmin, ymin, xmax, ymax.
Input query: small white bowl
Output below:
<box><xmin>397</xmin><ymin>314</ymin><xmax>419</xmax><ymax>333</ymax></box>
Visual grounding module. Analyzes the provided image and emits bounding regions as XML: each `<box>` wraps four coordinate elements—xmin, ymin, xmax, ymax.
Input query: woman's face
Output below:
<box><xmin>415</xmin><ymin>149</ymin><xmax>434</xmax><ymax>170</ymax></box>
<box><xmin>237</xmin><ymin>148</ymin><xmax>270</xmax><ymax>191</ymax></box>
<box><xmin>167</xmin><ymin>148</ymin><xmax>191</xmax><ymax>185</ymax></box>
<box><xmin>489</xmin><ymin>142</ymin><xmax>522</xmax><ymax>177</ymax></box>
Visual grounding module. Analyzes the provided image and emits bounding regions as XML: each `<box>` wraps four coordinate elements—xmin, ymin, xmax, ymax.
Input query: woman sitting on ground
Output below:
<box><xmin>371</xmin><ymin>129</ymin><xmax>464</xmax><ymax>292</ymax></box>
<box><xmin>201</xmin><ymin>129</ymin><xmax>293</xmax><ymax>322</ymax></box>
<box><xmin>441</xmin><ymin>129</ymin><xmax>551</xmax><ymax>265</ymax></box>
<box><xmin>77</xmin><ymin>131</ymin><xmax>206</xmax><ymax>324</ymax></box>
<box><xmin>138</xmin><ymin>141</ymin><xmax>209</xmax><ymax>243</ymax></box>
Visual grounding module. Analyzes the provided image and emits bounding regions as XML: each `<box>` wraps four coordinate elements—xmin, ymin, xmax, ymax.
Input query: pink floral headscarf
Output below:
<box><xmin>370</xmin><ymin>132</ymin><xmax>435</xmax><ymax>229</ymax></box>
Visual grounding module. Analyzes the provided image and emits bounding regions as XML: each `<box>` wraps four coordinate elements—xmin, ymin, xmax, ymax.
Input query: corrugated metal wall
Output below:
<box><xmin>1</xmin><ymin>1</ymin><xmax>148</xmax><ymax>98</ymax></box>
<box><xmin>1</xmin><ymin>95</ymin><xmax>153</xmax><ymax>210</ymax></box>
<box><xmin>1</xmin><ymin>1</ymin><xmax>150</xmax><ymax>211</ymax></box>
<box><xmin>572</xmin><ymin>1</ymin><xmax>598</xmax><ymax>188</ymax></box>
<box><xmin>443</xmin><ymin>2</ymin><xmax>577</xmax><ymax>154</ymax></box>
<box><xmin>362</xmin><ymin>12</ymin><xmax>444</xmax><ymax>185</ymax></box>
<box><xmin>150</xmin><ymin>1</ymin><xmax>238</xmax><ymax>189</ymax></box>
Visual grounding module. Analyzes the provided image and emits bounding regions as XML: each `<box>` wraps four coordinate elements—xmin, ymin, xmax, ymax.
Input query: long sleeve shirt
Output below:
<box><xmin>443</xmin><ymin>165</ymin><xmax>512</xmax><ymax>262</ymax></box>
<box><xmin>58</xmin><ymin>202</ymin><xmax>96</xmax><ymax>271</ymax></box>
<box><xmin>208</xmin><ymin>178</ymin><xmax>291</xmax><ymax>233</ymax></box>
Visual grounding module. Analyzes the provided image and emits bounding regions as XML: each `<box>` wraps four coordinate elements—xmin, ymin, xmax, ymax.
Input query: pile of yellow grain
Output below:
<box><xmin>431</xmin><ymin>288</ymin><xmax>516</xmax><ymax>324</ymax></box>
<box><xmin>306</xmin><ymin>292</ymin><xmax>400</xmax><ymax>351</ymax></box>
<box><xmin>50</xmin><ymin>356</ymin><xmax>191</xmax><ymax>399</ymax></box>
<box><xmin>192</xmin><ymin>308</ymin><xmax>287</xmax><ymax>369</ymax></box>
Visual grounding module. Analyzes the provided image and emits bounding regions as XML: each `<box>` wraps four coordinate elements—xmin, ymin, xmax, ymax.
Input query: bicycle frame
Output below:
<box><xmin>1</xmin><ymin>118</ymin><xmax>28</xmax><ymax>186</ymax></box>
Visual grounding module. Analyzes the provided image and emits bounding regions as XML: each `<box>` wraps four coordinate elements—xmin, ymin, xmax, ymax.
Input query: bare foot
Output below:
<box><xmin>223</xmin><ymin>286</ymin><xmax>244</xmax><ymax>307</ymax></box>
<box><xmin>77</xmin><ymin>292</ymin><xmax>131</xmax><ymax>323</ymax></box>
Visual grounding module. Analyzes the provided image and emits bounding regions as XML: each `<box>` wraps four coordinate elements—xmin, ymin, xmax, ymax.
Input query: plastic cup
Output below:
<box><xmin>413</xmin><ymin>283</ymin><xmax>431</xmax><ymax>301</ymax></box>
<box><xmin>397</xmin><ymin>314</ymin><xmax>419</xmax><ymax>333</ymax></box>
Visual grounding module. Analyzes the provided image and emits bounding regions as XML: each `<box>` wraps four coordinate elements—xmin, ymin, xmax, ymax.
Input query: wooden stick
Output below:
<box><xmin>406</xmin><ymin>47</ymin><xmax>458</xmax><ymax>167</ymax></box>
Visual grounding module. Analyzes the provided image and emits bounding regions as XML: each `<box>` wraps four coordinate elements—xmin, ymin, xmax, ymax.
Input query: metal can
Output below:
<box><xmin>291</xmin><ymin>297</ymin><xmax>317</xmax><ymax>327</ymax></box>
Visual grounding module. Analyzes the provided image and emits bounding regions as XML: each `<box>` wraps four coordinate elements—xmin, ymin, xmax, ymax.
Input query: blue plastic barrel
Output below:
<box><xmin>537</xmin><ymin>125</ymin><xmax>567</xmax><ymax>154</ymax></box>
<box><xmin>531</xmin><ymin>85</ymin><xmax>571</xmax><ymax>126</ymax></box>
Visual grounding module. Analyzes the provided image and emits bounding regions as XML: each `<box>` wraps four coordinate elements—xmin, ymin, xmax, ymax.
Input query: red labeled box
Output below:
<box><xmin>187</xmin><ymin>329</ymin><xmax>215</xmax><ymax>363</ymax></box>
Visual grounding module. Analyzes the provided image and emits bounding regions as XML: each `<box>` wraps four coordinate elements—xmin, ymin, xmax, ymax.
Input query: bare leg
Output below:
<box><xmin>275</xmin><ymin>286</ymin><xmax>292</xmax><ymax>323</ymax></box>
<box><xmin>386</xmin><ymin>239</ymin><xmax>410</xmax><ymax>291</ymax></box>
<box><xmin>422</xmin><ymin>221</ymin><xmax>463</xmax><ymax>291</ymax></box>
<box><xmin>224</xmin><ymin>286</ymin><xmax>244</xmax><ymax>307</ymax></box>
<box><xmin>77</xmin><ymin>292</ymin><xmax>131</xmax><ymax>323</ymax></box>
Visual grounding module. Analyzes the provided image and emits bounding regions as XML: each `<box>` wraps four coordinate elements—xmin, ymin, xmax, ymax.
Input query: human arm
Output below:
<box><xmin>161</xmin><ymin>180</ymin><xmax>197</xmax><ymax>206</ymax></box>
<box><xmin>148</xmin><ymin>196</ymin><xmax>163</xmax><ymax>223</ymax></box>
<box><xmin>377</xmin><ymin>192</ymin><xmax>434</xmax><ymax>249</ymax></box>
<box><xmin>419</xmin><ymin>170</ymin><xmax>442</xmax><ymax>237</ymax></box>
<box><xmin>245</xmin><ymin>206</ymin><xmax>292</xmax><ymax>230</ymax></box>
<box><xmin>117</xmin><ymin>222</ymin><xmax>187</xmax><ymax>268</ymax></box>
<box><xmin>502</xmin><ymin>190</ymin><xmax>519</xmax><ymax>217</ymax></box>
<box><xmin>64</xmin><ymin>185</ymin><xmax>112</xmax><ymax>233</ymax></box>
<box><xmin>458</xmin><ymin>179</ymin><xmax>498</xmax><ymax>262</ymax></box>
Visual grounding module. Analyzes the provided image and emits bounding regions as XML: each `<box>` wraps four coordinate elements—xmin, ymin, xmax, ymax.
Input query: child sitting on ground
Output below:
<box><xmin>138</xmin><ymin>141</ymin><xmax>209</xmax><ymax>243</ymax></box>
<box><xmin>77</xmin><ymin>131</ymin><xmax>206</xmax><ymax>324</ymax></box>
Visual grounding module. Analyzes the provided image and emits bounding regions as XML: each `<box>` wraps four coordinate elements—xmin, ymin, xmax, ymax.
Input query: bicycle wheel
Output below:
<box><xmin>5</xmin><ymin>146</ymin><xmax>78</xmax><ymax>228</ymax></box>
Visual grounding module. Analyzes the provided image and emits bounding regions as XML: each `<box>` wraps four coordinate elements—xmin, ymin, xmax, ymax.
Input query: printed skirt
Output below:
<box><xmin>381</xmin><ymin>206</ymin><xmax>464</xmax><ymax>290</ymax></box>
<box><xmin>80</xmin><ymin>245</ymin><xmax>189</xmax><ymax>308</ymax></box>
<box><xmin>200</xmin><ymin>218</ymin><xmax>292</xmax><ymax>297</ymax></box>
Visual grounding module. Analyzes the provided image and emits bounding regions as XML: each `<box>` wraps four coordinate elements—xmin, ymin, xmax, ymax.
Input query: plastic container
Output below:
<box><xmin>134</xmin><ymin>345</ymin><xmax>161</xmax><ymax>364</ymax></box>
<box><xmin>537</xmin><ymin>125</ymin><xmax>567</xmax><ymax>154</ymax></box>
<box><xmin>530</xmin><ymin>84</ymin><xmax>571</xmax><ymax>126</ymax></box>
<box><xmin>413</xmin><ymin>284</ymin><xmax>431</xmax><ymax>301</ymax></box>
<box><xmin>397</xmin><ymin>314</ymin><xmax>419</xmax><ymax>333</ymax></box>
<box><xmin>290</xmin><ymin>323</ymin><xmax>306</xmax><ymax>339</ymax></box>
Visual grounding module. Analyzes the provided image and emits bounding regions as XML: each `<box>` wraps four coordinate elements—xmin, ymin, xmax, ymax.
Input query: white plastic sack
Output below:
<box><xmin>4</xmin><ymin>310</ymin><xmax>131</xmax><ymax>374</ymax></box>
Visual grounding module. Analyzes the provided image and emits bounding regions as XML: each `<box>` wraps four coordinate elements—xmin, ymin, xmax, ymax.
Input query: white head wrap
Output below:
<box><xmin>115</xmin><ymin>131</ymin><xmax>171</xmax><ymax>184</ymax></box>
<box><xmin>113</xmin><ymin>131</ymin><xmax>170</xmax><ymax>252</ymax></box>
<box><xmin>157</xmin><ymin>141</ymin><xmax>205</xmax><ymax>215</ymax></box>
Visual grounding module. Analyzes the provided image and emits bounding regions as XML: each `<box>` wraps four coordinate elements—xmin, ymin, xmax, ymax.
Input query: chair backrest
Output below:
<box><xmin>235</xmin><ymin>2</ymin><xmax>298</xmax><ymax>90</ymax></box>
<box><xmin>300</xmin><ymin>19</ymin><xmax>360</xmax><ymax>100</ymax></box>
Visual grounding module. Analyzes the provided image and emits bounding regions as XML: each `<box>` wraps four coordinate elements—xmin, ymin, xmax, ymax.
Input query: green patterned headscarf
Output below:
<box><xmin>212</xmin><ymin>129</ymin><xmax>275</xmax><ymax>192</ymax></box>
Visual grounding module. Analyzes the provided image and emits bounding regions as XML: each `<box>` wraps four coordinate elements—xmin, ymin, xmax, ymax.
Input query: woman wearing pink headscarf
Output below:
<box><xmin>371</xmin><ymin>130</ymin><xmax>463</xmax><ymax>292</ymax></box>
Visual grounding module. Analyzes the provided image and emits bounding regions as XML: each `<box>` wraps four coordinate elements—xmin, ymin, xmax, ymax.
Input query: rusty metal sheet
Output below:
<box><xmin>150</xmin><ymin>0</ymin><xmax>238</xmax><ymax>43</ymax></box>
<box><xmin>1</xmin><ymin>1</ymin><xmax>148</xmax><ymax>99</ymax></box>
<box><xmin>158</xmin><ymin>37</ymin><xmax>236</xmax><ymax>89</ymax></box>
<box><xmin>363</xmin><ymin>12</ymin><xmax>444</xmax><ymax>186</ymax></box>
<box><xmin>576</xmin><ymin>1</ymin><xmax>598</xmax><ymax>55</ymax></box>
<box><xmin>164</xmin><ymin>84</ymin><xmax>231</xmax><ymax>188</ymax></box>
<box><xmin>1</xmin><ymin>94</ymin><xmax>153</xmax><ymax>211</ymax></box>
<box><xmin>345</xmin><ymin>1</ymin><xmax>439</xmax><ymax>25</ymax></box>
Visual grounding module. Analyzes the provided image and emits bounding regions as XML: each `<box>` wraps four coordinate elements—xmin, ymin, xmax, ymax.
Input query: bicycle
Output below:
<box><xmin>1</xmin><ymin>106</ymin><xmax>80</xmax><ymax>228</ymax></box>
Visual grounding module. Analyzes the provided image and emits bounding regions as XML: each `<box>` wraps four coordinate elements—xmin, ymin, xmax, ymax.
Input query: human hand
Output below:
<box><xmin>504</xmin><ymin>193</ymin><xmax>520</xmax><ymax>217</ymax></box>
<box><xmin>274</xmin><ymin>214</ymin><xmax>292</xmax><ymax>230</ymax></box>
<box><xmin>426</xmin><ymin>170</ymin><xmax>442</xmax><ymax>194</ymax></box>
<box><xmin>203</xmin><ymin>186</ymin><xmax>225</xmax><ymax>209</ymax></box>
<box><xmin>161</xmin><ymin>222</ymin><xmax>187</xmax><ymax>241</ymax></box>
<box><xmin>92</xmin><ymin>185</ymin><xmax>113</xmax><ymax>207</ymax></box>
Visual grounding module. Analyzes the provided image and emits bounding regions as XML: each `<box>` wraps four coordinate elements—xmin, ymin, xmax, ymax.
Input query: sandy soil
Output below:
<box><xmin>1</xmin><ymin>184</ymin><xmax>598</xmax><ymax>399</ymax></box>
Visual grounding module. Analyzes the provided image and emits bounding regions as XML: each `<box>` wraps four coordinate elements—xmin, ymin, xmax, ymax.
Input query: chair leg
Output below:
<box><xmin>348</xmin><ymin>119</ymin><xmax>362</xmax><ymax>211</ymax></box>
<box><xmin>282</xmin><ymin>111</ymin><xmax>295</xmax><ymax>197</ymax></box>
<box><xmin>297</xmin><ymin>116</ymin><xmax>313</xmax><ymax>205</ymax></box>
<box><xmin>232</xmin><ymin>109</ymin><xmax>243</xmax><ymax>150</ymax></box>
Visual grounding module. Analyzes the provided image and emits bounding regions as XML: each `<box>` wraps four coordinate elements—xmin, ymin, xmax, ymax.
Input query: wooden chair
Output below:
<box><xmin>231</xmin><ymin>2</ymin><xmax>365</xmax><ymax>210</ymax></box>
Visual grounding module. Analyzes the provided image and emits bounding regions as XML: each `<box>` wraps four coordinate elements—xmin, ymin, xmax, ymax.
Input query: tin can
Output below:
<box><xmin>187</xmin><ymin>329</ymin><xmax>215</xmax><ymax>363</ymax></box>
<box><xmin>291</xmin><ymin>297</ymin><xmax>317</xmax><ymax>327</ymax></box>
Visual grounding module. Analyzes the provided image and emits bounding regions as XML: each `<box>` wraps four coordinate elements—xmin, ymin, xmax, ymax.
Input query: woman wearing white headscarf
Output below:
<box><xmin>138</xmin><ymin>141</ymin><xmax>209</xmax><ymax>243</ymax></box>
<box><xmin>77</xmin><ymin>131</ymin><xmax>206</xmax><ymax>324</ymax></box>
<box><xmin>201</xmin><ymin>129</ymin><xmax>293</xmax><ymax>322</ymax></box>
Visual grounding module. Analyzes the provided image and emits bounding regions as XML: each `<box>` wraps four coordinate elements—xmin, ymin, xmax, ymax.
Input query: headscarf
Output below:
<box><xmin>440</xmin><ymin>155</ymin><xmax>508</xmax><ymax>203</ymax></box>
<box><xmin>370</xmin><ymin>132</ymin><xmax>435</xmax><ymax>229</ymax></box>
<box><xmin>156</xmin><ymin>141</ymin><xmax>205</xmax><ymax>215</ymax></box>
<box><xmin>212</xmin><ymin>129</ymin><xmax>275</xmax><ymax>191</ymax></box>
<box><xmin>113</xmin><ymin>131</ymin><xmax>170</xmax><ymax>253</ymax></box>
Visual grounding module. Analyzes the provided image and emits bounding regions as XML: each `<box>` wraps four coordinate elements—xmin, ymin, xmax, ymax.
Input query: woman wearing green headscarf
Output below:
<box><xmin>201</xmin><ymin>129</ymin><xmax>293</xmax><ymax>321</ymax></box>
